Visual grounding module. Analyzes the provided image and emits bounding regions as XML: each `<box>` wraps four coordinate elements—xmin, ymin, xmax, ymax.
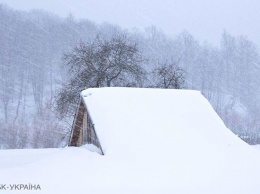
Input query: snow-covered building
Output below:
<box><xmin>68</xmin><ymin>88</ymin><xmax>260</xmax><ymax>159</ymax></box>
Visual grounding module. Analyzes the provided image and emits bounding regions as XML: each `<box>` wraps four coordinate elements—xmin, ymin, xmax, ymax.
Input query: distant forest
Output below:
<box><xmin>1</xmin><ymin>4</ymin><xmax>260</xmax><ymax>148</ymax></box>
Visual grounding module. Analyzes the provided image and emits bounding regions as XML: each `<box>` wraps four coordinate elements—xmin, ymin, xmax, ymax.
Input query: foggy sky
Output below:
<box><xmin>0</xmin><ymin>0</ymin><xmax>260</xmax><ymax>47</ymax></box>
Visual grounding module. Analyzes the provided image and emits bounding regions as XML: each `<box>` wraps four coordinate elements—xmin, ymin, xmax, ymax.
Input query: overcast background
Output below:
<box><xmin>0</xmin><ymin>0</ymin><xmax>259</xmax><ymax>47</ymax></box>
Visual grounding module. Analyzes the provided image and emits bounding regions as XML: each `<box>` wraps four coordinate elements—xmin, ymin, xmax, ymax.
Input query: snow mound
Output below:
<box><xmin>1</xmin><ymin>87</ymin><xmax>260</xmax><ymax>194</ymax></box>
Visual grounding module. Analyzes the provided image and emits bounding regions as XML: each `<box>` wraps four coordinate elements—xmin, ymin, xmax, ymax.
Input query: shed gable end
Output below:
<box><xmin>69</xmin><ymin>97</ymin><xmax>104</xmax><ymax>155</ymax></box>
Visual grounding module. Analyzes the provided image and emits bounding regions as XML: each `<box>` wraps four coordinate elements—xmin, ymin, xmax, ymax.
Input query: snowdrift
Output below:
<box><xmin>1</xmin><ymin>87</ymin><xmax>260</xmax><ymax>194</ymax></box>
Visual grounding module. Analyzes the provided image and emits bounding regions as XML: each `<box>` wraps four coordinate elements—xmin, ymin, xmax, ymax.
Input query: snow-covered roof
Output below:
<box><xmin>1</xmin><ymin>87</ymin><xmax>260</xmax><ymax>194</ymax></box>
<box><xmin>80</xmin><ymin>87</ymin><xmax>245</xmax><ymax>153</ymax></box>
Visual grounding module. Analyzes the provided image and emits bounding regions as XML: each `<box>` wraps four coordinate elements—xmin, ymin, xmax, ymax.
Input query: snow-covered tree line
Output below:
<box><xmin>0</xmin><ymin>4</ymin><xmax>260</xmax><ymax>148</ymax></box>
<box><xmin>0</xmin><ymin>5</ymin><xmax>100</xmax><ymax>148</ymax></box>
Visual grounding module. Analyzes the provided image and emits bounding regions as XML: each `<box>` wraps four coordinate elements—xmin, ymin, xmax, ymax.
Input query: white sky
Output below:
<box><xmin>1</xmin><ymin>0</ymin><xmax>260</xmax><ymax>47</ymax></box>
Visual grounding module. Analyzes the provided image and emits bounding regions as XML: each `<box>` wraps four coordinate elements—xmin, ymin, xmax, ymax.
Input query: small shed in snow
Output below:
<box><xmin>69</xmin><ymin>95</ymin><xmax>104</xmax><ymax>155</ymax></box>
<box><xmin>65</xmin><ymin>87</ymin><xmax>260</xmax><ymax>193</ymax></box>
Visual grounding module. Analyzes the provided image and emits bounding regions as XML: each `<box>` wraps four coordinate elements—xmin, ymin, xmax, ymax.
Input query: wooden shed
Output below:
<box><xmin>69</xmin><ymin>96</ymin><xmax>104</xmax><ymax>155</ymax></box>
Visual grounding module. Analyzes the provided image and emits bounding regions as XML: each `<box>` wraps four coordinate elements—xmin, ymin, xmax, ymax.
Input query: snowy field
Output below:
<box><xmin>253</xmin><ymin>145</ymin><xmax>260</xmax><ymax>151</ymax></box>
<box><xmin>1</xmin><ymin>88</ymin><xmax>260</xmax><ymax>194</ymax></box>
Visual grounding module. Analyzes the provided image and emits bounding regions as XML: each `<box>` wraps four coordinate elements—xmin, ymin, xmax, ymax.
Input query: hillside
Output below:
<box><xmin>1</xmin><ymin>0</ymin><xmax>260</xmax><ymax>47</ymax></box>
<box><xmin>1</xmin><ymin>4</ymin><xmax>260</xmax><ymax>149</ymax></box>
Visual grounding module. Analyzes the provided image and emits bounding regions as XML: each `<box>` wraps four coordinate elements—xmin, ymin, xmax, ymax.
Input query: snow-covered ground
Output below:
<box><xmin>253</xmin><ymin>145</ymin><xmax>260</xmax><ymax>151</ymax></box>
<box><xmin>1</xmin><ymin>87</ymin><xmax>260</xmax><ymax>194</ymax></box>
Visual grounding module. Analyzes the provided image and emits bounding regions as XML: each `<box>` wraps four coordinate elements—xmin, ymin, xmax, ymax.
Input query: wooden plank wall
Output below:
<box><xmin>69</xmin><ymin>99</ymin><xmax>85</xmax><ymax>146</ymax></box>
<box><xmin>69</xmin><ymin>97</ymin><xmax>104</xmax><ymax>155</ymax></box>
<box><xmin>84</xmin><ymin>108</ymin><xmax>102</xmax><ymax>150</ymax></box>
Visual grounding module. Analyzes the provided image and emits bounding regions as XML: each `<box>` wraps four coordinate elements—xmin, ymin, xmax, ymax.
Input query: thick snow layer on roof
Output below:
<box><xmin>81</xmin><ymin>88</ymin><xmax>245</xmax><ymax>152</ymax></box>
<box><xmin>1</xmin><ymin>87</ymin><xmax>260</xmax><ymax>194</ymax></box>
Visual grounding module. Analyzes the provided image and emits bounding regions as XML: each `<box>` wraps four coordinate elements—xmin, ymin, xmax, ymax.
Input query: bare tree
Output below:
<box><xmin>56</xmin><ymin>33</ymin><xmax>146</xmax><ymax>118</ymax></box>
<box><xmin>151</xmin><ymin>60</ymin><xmax>185</xmax><ymax>89</ymax></box>
<box><xmin>0</xmin><ymin>62</ymin><xmax>15</xmax><ymax>123</ymax></box>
